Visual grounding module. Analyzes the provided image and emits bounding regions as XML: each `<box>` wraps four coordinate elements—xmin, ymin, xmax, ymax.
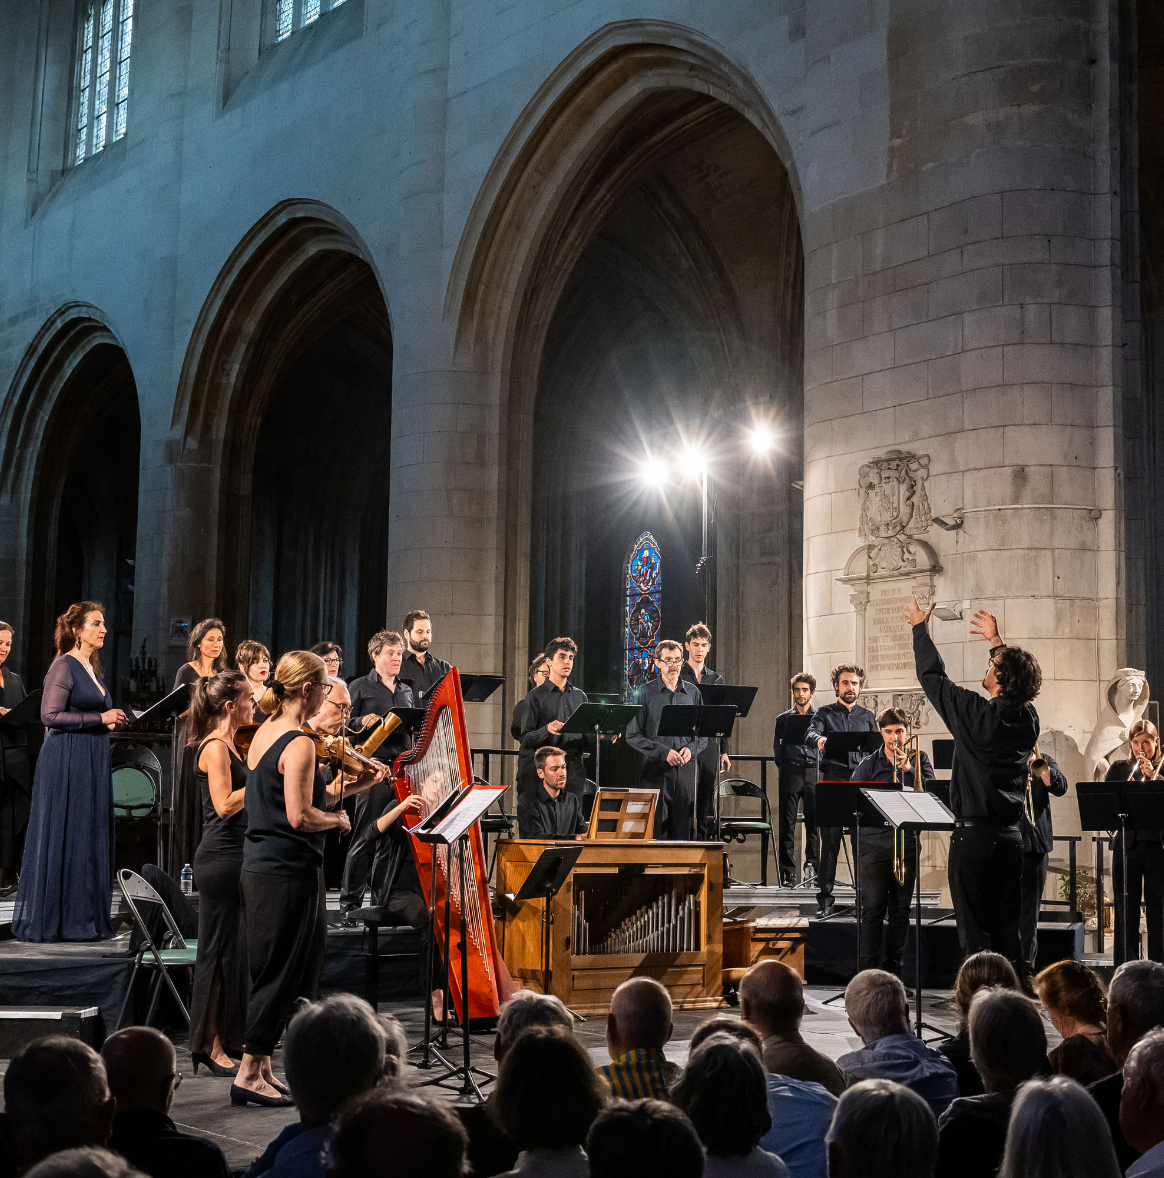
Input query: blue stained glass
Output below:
<box><xmin>623</xmin><ymin>531</ymin><xmax>662</xmax><ymax>702</ymax></box>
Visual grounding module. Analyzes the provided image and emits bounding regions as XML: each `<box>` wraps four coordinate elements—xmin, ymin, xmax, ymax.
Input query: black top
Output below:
<box><xmin>1105</xmin><ymin>758</ymin><xmax>1164</xmax><ymax>847</ymax></box>
<box><xmin>680</xmin><ymin>664</ymin><xmax>724</xmax><ymax>769</ymax></box>
<box><xmin>1088</xmin><ymin>1070</ymin><xmax>1139</xmax><ymax>1172</ymax></box>
<box><xmin>851</xmin><ymin>746</ymin><xmax>936</xmax><ymax>841</ymax></box>
<box><xmin>805</xmin><ymin>700</ymin><xmax>878</xmax><ymax>774</ymax></box>
<box><xmin>173</xmin><ymin>663</ymin><xmax>204</xmax><ymax>690</ymax></box>
<box><xmin>401</xmin><ymin>650</ymin><xmax>451</xmax><ymax>704</ymax></box>
<box><xmin>913</xmin><ymin>624</ymin><xmax>1038</xmax><ymax>827</ymax></box>
<box><xmin>109</xmin><ymin>1109</ymin><xmax>231</xmax><ymax>1178</ymax></box>
<box><xmin>194</xmin><ymin>736</ymin><xmax>248</xmax><ymax>856</ymax></box>
<box><xmin>1049</xmin><ymin>1031</ymin><xmax>1120</xmax><ymax>1086</ymax></box>
<box><xmin>626</xmin><ymin>676</ymin><xmax>706</xmax><ymax>764</ymax></box>
<box><xmin>511</xmin><ymin>695</ymin><xmax>531</xmax><ymax>741</ymax></box>
<box><xmin>457</xmin><ymin>1099</ymin><xmax>519</xmax><ymax>1178</ymax></box>
<box><xmin>773</xmin><ymin>705</ymin><xmax>819</xmax><ymax>772</ymax></box>
<box><xmin>937</xmin><ymin>1030</ymin><xmax>984</xmax><ymax>1097</ymax></box>
<box><xmin>1022</xmin><ymin>753</ymin><xmax>1069</xmax><ymax>854</ymax></box>
<box><xmin>519</xmin><ymin>679</ymin><xmax>589</xmax><ymax>796</ymax></box>
<box><xmin>243</xmin><ymin>730</ymin><xmax>327</xmax><ymax>875</ymax></box>
<box><xmin>348</xmin><ymin>670</ymin><xmax>415</xmax><ymax>764</ymax></box>
<box><xmin>935</xmin><ymin>1090</ymin><xmax>1018</xmax><ymax>1178</ymax></box>
<box><xmin>519</xmin><ymin>785</ymin><xmax>587</xmax><ymax>838</ymax></box>
<box><xmin>0</xmin><ymin>669</ymin><xmax>31</xmax><ymax>777</ymax></box>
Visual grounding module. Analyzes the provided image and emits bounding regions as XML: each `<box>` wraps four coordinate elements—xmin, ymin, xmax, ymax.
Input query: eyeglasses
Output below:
<box><xmin>657</xmin><ymin>658</ymin><xmax>684</xmax><ymax>668</ymax></box>
<box><xmin>314</xmin><ymin>682</ymin><xmax>333</xmax><ymax>696</ymax></box>
<box><xmin>332</xmin><ymin>703</ymin><xmax>352</xmax><ymax>717</ymax></box>
<box><xmin>323</xmin><ymin>656</ymin><xmax>341</xmax><ymax>668</ymax></box>
<box><xmin>169</xmin><ymin>1072</ymin><xmax>183</xmax><ymax>1090</ymax></box>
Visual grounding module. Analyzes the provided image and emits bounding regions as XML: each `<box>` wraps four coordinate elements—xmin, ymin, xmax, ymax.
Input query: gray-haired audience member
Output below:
<box><xmin>997</xmin><ymin>1076</ymin><xmax>1121</xmax><ymax>1178</ymax></box>
<box><xmin>825</xmin><ymin>1079</ymin><xmax>938</xmax><ymax>1178</ymax></box>
<box><xmin>1088</xmin><ymin>959</ymin><xmax>1164</xmax><ymax>1172</ymax></box>
<box><xmin>836</xmin><ymin>970</ymin><xmax>959</xmax><ymax>1116</ymax></box>
<box><xmin>25</xmin><ymin>1148</ymin><xmax>147</xmax><ymax>1178</ymax></box>
<box><xmin>586</xmin><ymin>1100</ymin><xmax>704</xmax><ymax>1178</ymax></box>
<box><xmin>246</xmin><ymin>994</ymin><xmax>406</xmax><ymax>1178</ymax></box>
<box><xmin>1121</xmin><ymin>1027</ymin><xmax>1164</xmax><ymax>1175</ymax></box>
<box><xmin>327</xmin><ymin>1093</ymin><xmax>467</xmax><ymax>1178</ymax></box>
<box><xmin>494</xmin><ymin>989</ymin><xmax>574</xmax><ymax>1061</ymax></box>
<box><xmin>0</xmin><ymin>1036</ymin><xmax>116</xmax><ymax>1173</ymax></box>
<box><xmin>102</xmin><ymin>1026</ymin><xmax>230</xmax><ymax>1178</ymax></box>
<box><xmin>934</xmin><ymin>987</ymin><xmax>1048</xmax><ymax>1178</ymax></box>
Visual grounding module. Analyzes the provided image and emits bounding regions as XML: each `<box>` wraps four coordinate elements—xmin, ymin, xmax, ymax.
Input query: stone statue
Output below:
<box><xmin>1083</xmin><ymin>668</ymin><xmax>1151</xmax><ymax>781</ymax></box>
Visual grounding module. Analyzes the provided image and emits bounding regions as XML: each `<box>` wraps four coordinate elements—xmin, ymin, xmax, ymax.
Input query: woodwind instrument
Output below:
<box><xmin>357</xmin><ymin>711</ymin><xmax>402</xmax><ymax>759</ymax></box>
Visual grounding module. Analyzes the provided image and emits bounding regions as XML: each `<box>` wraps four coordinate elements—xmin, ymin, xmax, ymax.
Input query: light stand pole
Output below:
<box><xmin>694</xmin><ymin>461</ymin><xmax>712</xmax><ymax>628</ymax></box>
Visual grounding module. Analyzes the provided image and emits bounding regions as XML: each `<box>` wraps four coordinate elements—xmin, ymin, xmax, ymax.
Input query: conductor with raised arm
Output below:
<box><xmin>904</xmin><ymin>597</ymin><xmax>1042</xmax><ymax>982</ymax></box>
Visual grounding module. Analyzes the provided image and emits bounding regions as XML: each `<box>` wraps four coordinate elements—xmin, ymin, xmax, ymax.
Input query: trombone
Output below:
<box><xmin>891</xmin><ymin>720</ymin><xmax>925</xmax><ymax>886</ymax></box>
<box><xmin>1024</xmin><ymin>744</ymin><xmax>1047</xmax><ymax>825</ymax></box>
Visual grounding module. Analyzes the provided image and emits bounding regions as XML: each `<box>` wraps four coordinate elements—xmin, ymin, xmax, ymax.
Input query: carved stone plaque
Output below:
<box><xmin>865</xmin><ymin>582</ymin><xmax>919</xmax><ymax>682</ymax></box>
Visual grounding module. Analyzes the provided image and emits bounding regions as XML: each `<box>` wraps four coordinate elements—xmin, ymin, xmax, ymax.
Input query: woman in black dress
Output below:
<box><xmin>189</xmin><ymin>670</ymin><xmax>254</xmax><ymax>1077</ymax></box>
<box><xmin>233</xmin><ymin>651</ymin><xmax>383</xmax><ymax>1107</ymax></box>
<box><xmin>0</xmin><ymin>622</ymin><xmax>32</xmax><ymax>894</ymax></box>
<box><xmin>236</xmin><ymin>640</ymin><xmax>271</xmax><ymax>709</ymax></box>
<box><xmin>510</xmin><ymin>653</ymin><xmax>549</xmax><ymax>740</ymax></box>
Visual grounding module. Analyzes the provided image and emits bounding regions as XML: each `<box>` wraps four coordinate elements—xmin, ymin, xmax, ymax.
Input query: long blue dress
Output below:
<box><xmin>12</xmin><ymin>655</ymin><xmax>115</xmax><ymax>942</ymax></box>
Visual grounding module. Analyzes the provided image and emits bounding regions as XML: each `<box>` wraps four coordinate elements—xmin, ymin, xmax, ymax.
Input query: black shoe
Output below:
<box><xmin>230</xmin><ymin>1083</ymin><xmax>294</xmax><ymax>1108</ymax></box>
<box><xmin>192</xmin><ymin>1052</ymin><xmax>239</xmax><ymax>1078</ymax></box>
<box><xmin>339</xmin><ymin>915</ymin><xmax>359</xmax><ymax>929</ymax></box>
<box><xmin>816</xmin><ymin>899</ymin><xmax>835</xmax><ymax>918</ymax></box>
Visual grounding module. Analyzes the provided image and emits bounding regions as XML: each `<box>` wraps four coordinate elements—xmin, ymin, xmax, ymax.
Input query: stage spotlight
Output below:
<box><xmin>639</xmin><ymin>456</ymin><xmax>668</xmax><ymax>488</ymax></box>
<box><xmin>749</xmin><ymin>426</ymin><xmax>774</xmax><ymax>453</ymax></box>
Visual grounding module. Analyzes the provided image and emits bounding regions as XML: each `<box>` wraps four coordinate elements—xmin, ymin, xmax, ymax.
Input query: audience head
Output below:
<box><xmin>739</xmin><ymin>958</ymin><xmax>805</xmax><ymax>1037</ymax></box>
<box><xmin>826</xmin><ymin>1079</ymin><xmax>938</xmax><ymax>1178</ymax></box>
<box><xmin>494</xmin><ymin>989</ymin><xmax>574</xmax><ymax>1062</ymax></box>
<box><xmin>671</xmin><ymin>1033</ymin><xmax>771</xmax><ymax>1160</ymax></box>
<box><xmin>25</xmin><ymin>1148</ymin><xmax>146</xmax><ymax>1178</ymax></box>
<box><xmin>188</xmin><ymin>669</ymin><xmax>252</xmax><ymax>744</ymax></box>
<box><xmin>1033</xmin><ymin>959</ymin><xmax>1108</xmax><ymax>1038</ymax></box>
<box><xmin>492</xmin><ymin>1026</ymin><xmax>608</xmax><ymax>1151</ymax></box>
<box><xmin>844</xmin><ymin>969</ymin><xmax>910</xmax><ymax>1044</ymax></box>
<box><xmin>1120</xmin><ymin>1027</ymin><xmax>1164</xmax><ymax>1156</ymax></box>
<box><xmin>952</xmin><ymin>950</ymin><xmax>1018</xmax><ymax>1030</ymax></box>
<box><xmin>997</xmin><ymin>1076</ymin><xmax>1121</xmax><ymax>1178</ymax></box>
<box><xmin>327</xmin><ymin>1093</ymin><xmax>465</xmax><ymax>1178</ymax></box>
<box><xmin>284</xmin><ymin>995</ymin><xmax>406</xmax><ymax>1123</ymax></box>
<box><xmin>587</xmin><ymin>1100</ymin><xmax>704</xmax><ymax>1178</ymax></box>
<box><xmin>1107</xmin><ymin>959</ymin><xmax>1164</xmax><ymax>1063</ymax></box>
<box><xmin>688</xmin><ymin>1017</ymin><xmax>762</xmax><ymax>1055</ymax></box>
<box><xmin>607</xmin><ymin>977</ymin><xmax>673</xmax><ymax>1059</ymax></box>
<box><xmin>100</xmin><ymin>1027</ymin><xmax>179</xmax><ymax>1115</ymax></box>
<box><xmin>968</xmin><ymin>987</ymin><xmax>1047</xmax><ymax>1093</ymax></box>
<box><xmin>2</xmin><ymin>1036</ymin><xmax>116</xmax><ymax>1171</ymax></box>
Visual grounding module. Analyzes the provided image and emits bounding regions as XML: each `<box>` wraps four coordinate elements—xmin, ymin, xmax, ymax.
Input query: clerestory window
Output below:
<box><xmin>73</xmin><ymin>0</ymin><xmax>134</xmax><ymax>165</ymax></box>
<box><xmin>273</xmin><ymin>0</ymin><xmax>346</xmax><ymax>42</ymax></box>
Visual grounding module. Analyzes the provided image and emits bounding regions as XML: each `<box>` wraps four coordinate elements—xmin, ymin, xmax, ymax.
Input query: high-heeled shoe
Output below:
<box><xmin>229</xmin><ymin>1083</ymin><xmax>294</xmax><ymax>1108</ymax></box>
<box><xmin>192</xmin><ymin>1052</ymin><xmax>239</xmax><ymax>1078</ymax></box>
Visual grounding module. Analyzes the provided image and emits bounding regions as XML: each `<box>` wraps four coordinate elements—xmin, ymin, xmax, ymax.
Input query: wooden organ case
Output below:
<box><xmin>495</xmin><ymin>838</ymin><xmax>724</xmax><ymax>1014</ymax></box>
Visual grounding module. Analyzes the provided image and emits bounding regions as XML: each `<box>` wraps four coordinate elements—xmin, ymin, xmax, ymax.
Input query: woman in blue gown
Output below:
<box><xmin>13</xmin><ymin>601</ymin><xmax>127</xmax><ymax>942</ymax></box>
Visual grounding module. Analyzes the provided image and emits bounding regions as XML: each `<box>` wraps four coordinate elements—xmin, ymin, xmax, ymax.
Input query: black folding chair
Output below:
<box><xmin>719</xmin><ymin>777</ymin><xmax>774</xmax><ymax>885</ymax></box>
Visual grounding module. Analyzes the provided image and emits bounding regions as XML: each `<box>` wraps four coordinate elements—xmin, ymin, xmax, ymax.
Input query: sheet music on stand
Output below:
<box><xmin>412</xmin><ymin>784</ymin><xmax>508</xmax><ymax>845</ymax></box>
<box><xmin>863</xmin><ymin>790</ymin><xmax>956</xmax><ymax>829</ymax></box>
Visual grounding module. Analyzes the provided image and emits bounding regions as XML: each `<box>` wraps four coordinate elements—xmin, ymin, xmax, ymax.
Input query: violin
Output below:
<box><xmin>233</xmin><ymin>721</ymin><xmax>387</xmax><ymax>779</ymax></box>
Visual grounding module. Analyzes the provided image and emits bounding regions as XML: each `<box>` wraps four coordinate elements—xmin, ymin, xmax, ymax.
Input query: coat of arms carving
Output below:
<box><xmin>857</xmin><ymin>450</ymin><xmax>933</xmax><ymax>574</ymax></box>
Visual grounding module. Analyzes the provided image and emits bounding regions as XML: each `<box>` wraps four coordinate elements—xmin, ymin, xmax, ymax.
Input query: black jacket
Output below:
<box><xmin>1088</xmin><ymin>1070</ymin><xmax>1139</xmax><ymax>1172</ymax></box>
<box><xmin>518</xmin><ymin>784</ymin><xmax>587</xmax><ymax>838</ymax></box>
<box><xmin>935</xmin><ymin>1090</ymin><xmax>1018</xmax><ymax>1178</ymax></box>
<box><xmin>773</xmin><ymin>705</ymin><xmax>820</xmax><ymax>773</ymax></box>
<box><xmin>1105</xmin><ymin>758</ymin><xmax>1164</xmax><ymax>848</ymax></box>
<box><xmin>518</xmin><ymin>679</ymin><xmax>589</xmax><ymax>797</ymax></box>
<box><xmin>348</xmin><ymin>671</ymin><xmax>415</xmax><ymax>765</ymax></box>
<box><xmin>912</xmin><ymin>624</ymin><xmax>1039</xmax><ymax>826</ymax></box>
<box><xmin>1022</xmin><ymin>753</ymin><xmax>1069</xmax><ymax>854</ymax></box>
<box><xmin>109</xmin><ymin>1109</ymin><xmax>231</xmax><ymax>1178</ymax></box>
<box><xmin>401</xmin><ymin>650</ymin><xmax>451</xmax><ymax>704</ymax></box>
<box><xmin>805</xmin><ymin>700</ymin><xmax>878</xmax><ymax>775</ymax></box>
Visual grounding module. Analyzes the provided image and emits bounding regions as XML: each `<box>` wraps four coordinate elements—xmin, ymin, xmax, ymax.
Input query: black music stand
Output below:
<box><xmin>133</xmin><ymin>683</ymin><xmax>191</xmax><ymax>875</ymax></box>
<box><xmin>512</xmin><ymin>844</ymin><xmax>585</xmax><ymax>1006</ymax></box>
<box><xmin>861</xmin><ymin>788</ymin><xmax>955</xmax><ymax>1037</ymax></box>
<box><xmin>459</xmin><ymin>675</ymin><xmax>505</xmax><ymax>704</ymax></box>
<box><xmin>657</xmin><ymin>704</ymin><xmax>738</xmax><ymax>842</ymax></box>
<box><xmin>0</xmin><ymin>689</ymin><xmax>42</xmax><ymax>729</ymax></box>
<box><xmin>931</xmin><ymin>739</ymin><xmax>955</xmax><ymax>772</ymax></box>
<box><xmin>559</xmin><ymin>704</ymin><xmax>639</xmax><ymax>791</ymax></box>
<box><xmin>696</xmin><ymin>686</ymin><xmax>760</xmax><ymax>845</ymax></box>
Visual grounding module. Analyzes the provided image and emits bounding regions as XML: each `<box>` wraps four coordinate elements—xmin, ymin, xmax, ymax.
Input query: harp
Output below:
<box><xmin>391</xmin><ymin>667</ymin><xmax>510</xmax><ymax>1022</ymax></box>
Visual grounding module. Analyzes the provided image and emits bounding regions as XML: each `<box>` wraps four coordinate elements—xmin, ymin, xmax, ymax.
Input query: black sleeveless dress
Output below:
<box><xmin>190</xmin><ymin>736</ymin><xmax>248</xmax><ymax>1054</ymax></box>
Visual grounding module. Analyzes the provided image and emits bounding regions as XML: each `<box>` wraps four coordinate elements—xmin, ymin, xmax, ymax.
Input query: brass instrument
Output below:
<box><xmin>892</xmin><ymin>721</ymin><xmax>925</xmax><ymax>886</ymax></box>
<box><xmin>1024</xmin><ymin>743</ymin><xmax>1046</xmax><ymax>825</ymax></box>
<box><xmin>356</xmin><ymin>711</ymin><xmax>403</xmax><ymax>759</ymax></box>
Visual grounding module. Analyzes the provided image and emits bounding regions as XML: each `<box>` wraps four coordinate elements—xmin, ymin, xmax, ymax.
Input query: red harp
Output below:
<box><xmin>391</xmin><ymin>668</ymin><xmax>508</xmax><ymax>1022</ymax></box>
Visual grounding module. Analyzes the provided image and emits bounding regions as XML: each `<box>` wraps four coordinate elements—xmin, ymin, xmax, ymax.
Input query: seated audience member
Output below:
<box><xmin>671</xmin><ymin>1034</ymin><xmax>789</xmax><ymax>1178</ymax></box>
<box><xmin>934</xmin><ymin>987</ymin><xmax>1048</xmax><ymax>1178</ymax></box>
<box><xmin>601</xmin><ymin>977</ymin><xmax>679</xmax><ymax>1098</ymax></box>
<box><xmin>825</xmin><ymin>1079</ymin><xmax>938</xmax><ymax>1178</ymax></box>
<box><xmin>586</xmin><ymin>1100</ymin><xmax>704</xmax><ymax>1178</ymax></box>
<box><xmin>458</xmin><ymin>991</ymin><xmax>574</xmax><ymax>1178</ymax></box>
<box><xmin>1120</xmin><ymin>1028</ymin><xmax>1164</xmax><ymax>1177</ymax></box>
<box><xmin>491</xmin><ymin>1027</ymin><xmax>608</xmax><ymax>1178</ymax></box>
<box><xmin>1034</xmin><ymin>958</ymin><xmax>1120</xmax><ymax>1085</ymax></box>
<box><xmin>25</xmin><ymin>1149</ymin><xmax>147</xmax><ymax>1178</ymax></box>
<box><xmin>938</xmin><ymin>951</ymin><xmax>1018</xmax><ymax>1098</ymax></box>
<box><xmin>0</xmin><ymin>1036</ymin><xmax>116</xmax><ymax>1173</ymax></box>
<box><xmin>101</xmin><ymin>1027</ymin><xmax>229</xmax><ymax>1178</ymax></box>
<box><xmin>997</xmin><ymin>1076</ymin><xmax>1121</xmax><ymax>1178</ymax></box>
<box><xmin>327</xmin><ymin>1093</ymin><xmax>466</xmax><ymax>1178</ymax></box>
<box><xmin>689</xmin><ymin>1019</ymin><xmax>834</xmax><ymax>1178</ymax></box>
<box><xmin>245</xmin><ymin>995</ymin><xmax>406</xmax><ymax>1178</ymax></box>
<box><xmin>836</xmin><ymin>970</ymin><xmax>959</xmax><ymax>1116</ymax></box>
<box><xmin>739</xmin><ymin>959</ymin><xmax>845</xmax><ymax>1096</ymax></box>
<box><xmin>1088</xmin><ymin>959</ymin><xmax>1164</xmax><ymax>1172</ymax></box>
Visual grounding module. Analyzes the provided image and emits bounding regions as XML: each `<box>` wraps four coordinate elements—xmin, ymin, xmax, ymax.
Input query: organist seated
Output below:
<box><xmin>518</xmin><ymin>747</ymin><xmax>588</xmax><ymax>839</ymax></box>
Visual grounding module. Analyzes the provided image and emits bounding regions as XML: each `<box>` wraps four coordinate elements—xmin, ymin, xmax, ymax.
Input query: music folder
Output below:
<box><xmin>822</xmin><ymin>731</ymin><xmax>882</xmax><ymax>760</ymax></box>
<box><xmin>458</xmin><ymin>674</ymin><xmax>505</xmax><ymax>704</ymax></box>
<box><xmin>931</xmin><ymin>738</ymin><xmax>955</xmax><ymax>771</ymax></box>
<box><xmin>0</xmin><ymin>689</ymin><xmax>42</xmax><ymax>729</ymax></box>
<box><xmin>861</xmin><ymin>789</ymin><xmax>956</xmax><ymax>830</ymax></box>
<box><xmin>130</xmin><ymin>683</ymin><xmax>191</xmax><ymax>727</ymax></box>
<box><xmin>559</xmin><ymin>703</ymin><xmax>640</xmax><ymax>737</ymax></box>
<box><xmin>657</xmin><ymin>704</ymin><xmax>738</xmax><ymax>742</ymax></box>
<box><xmin>696</xmin><ymin>684</ymin><xmax>759</xmax><ymax>718</ymax></box>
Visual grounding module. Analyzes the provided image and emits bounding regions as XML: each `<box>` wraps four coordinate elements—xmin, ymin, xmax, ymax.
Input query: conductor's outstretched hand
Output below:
<box><xmin>969</xmin><ymin>610</ymin><xmax>1001</xmax><ymax>645</ymax></box>
<box><xmin>902</xmin><ymin>595</ymin><xmax>935</xmax><ymax>627</ymax></box>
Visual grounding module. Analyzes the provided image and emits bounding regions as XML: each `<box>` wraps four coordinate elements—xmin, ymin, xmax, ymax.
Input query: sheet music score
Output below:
<box><xmin>863</xmin><ymin>790</ymin><xmax>955</xmax><ymax>828</ymax></box>
<box><xmin>419</xmin><ymin>784</ymin><xmax>507</xmax><ymax>844</ymax></box>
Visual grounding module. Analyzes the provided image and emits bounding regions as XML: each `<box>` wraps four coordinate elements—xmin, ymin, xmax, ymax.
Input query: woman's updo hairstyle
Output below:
<box><xmin>1033</xmin><ymin>959</ymin><xmax>1108</xmax><ymax>1028</ymax></box>
<box><xmin>53</xmin><ymin>601</ymin><xmax>105</xmax><ymax>671</ymax></box>
<box><xmin>188</xmin><ymin>670</ymin><xmax>250</xmax><ymax>745</ymax></box>
<box><xmin>261</xmin><ymin>651</ymin><xmax>326</xmax><ymax>719</ymax></box>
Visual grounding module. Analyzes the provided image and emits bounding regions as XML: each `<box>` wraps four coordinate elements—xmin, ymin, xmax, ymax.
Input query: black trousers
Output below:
<box><xmin>778</xmin><ymin>767</ymin><xmax>818</xmax><ymax>881</ymax></box>
<box><xmin>816</xmin><ymin>766</ymin><xmax>852</xmax><ymax>906</ymax></box>
<box><xmin>695</xmin><ymin>745</ymin><xmax>719</xmax><ymax>841</ymax></box>
<box><xmin>644</xmin><ymin>761</ymin><xmax>697</xmax><ymax>841</ymax></box>
<box><xmin>1112</xmin><ymin>834</ymin><xmax>1164</xmax><ymax>966</ymax></box>
<box><xmin>859</xmin><ymin>831</ymin><xmax>916</xmax><ymax>976</ymax></box>
<box><xmin>241</xmin><ymin>867</ymin><xmax>327</xmax><ymax>1057</ymax></box>
<box><xmin>1019</xmin><ymin>851</ymin><xmax>1048</xmax><ymax>974</ymax></box>
<box><xmin>948</xmin><ymin>826</ymin><xmax>1024</xmax><ymax>980</ymax></box>
<box><xmin>340</xmin><ymin>780</ymin><xmax>393</xmax><ymax>914</ymax></box>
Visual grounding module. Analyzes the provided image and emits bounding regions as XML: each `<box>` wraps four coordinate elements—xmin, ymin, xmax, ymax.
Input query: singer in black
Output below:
<box><xmin>401</xmin><ymin>610</ymin><xmax>451</xmax><ymax>705</ymax></box>
<box><xmin>518</xmin><ymin>637</ymin><xmax>588</xmax><ymax>801</ymax></box>
<box><xmin>680</xmin><ymin>623</ymin><xmax>731</xmax><ymax>840</ymax></box>
<box><xmin>518</xmin><ymin>747</ymin><xmax>588</xmax><ymax>838</ymax></box>
<box><xmin>805</xmin><ymin>666</ymin><xmax>877</xmax><ymax>916</ymax></box>
<box><xmin>511</xmin><ymin>653</ymin><xmax>549</xmax><ymax>740</ymax></box>
<box><xmin>773</xmin><ymin>673</ymin><xmax>820</xmax><ymax>886</ymax></box>
<box><xmin>1020</xmin><ymin>746</ymin><xmax>1068</xmax><ymax>979</ymax></box>
<box><xmin>906</xmin><ymin>599</ymin><xmax>1041</xmax><ymax>983</ymax></box>
<box><xmin>852</xmin><ymin>708</ymin><xmax>935</xmax><ymax>977</ymax></box>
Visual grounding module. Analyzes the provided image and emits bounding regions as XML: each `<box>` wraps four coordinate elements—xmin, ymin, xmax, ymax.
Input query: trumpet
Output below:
<box><xmin>891</xmin><ymin>721</ymin><xmax>925</xmax><ymax>886</ymax></box>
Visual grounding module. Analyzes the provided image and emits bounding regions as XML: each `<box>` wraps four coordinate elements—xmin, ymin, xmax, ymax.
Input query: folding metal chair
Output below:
<box><xmin>719</xmin><ymin>777</ymin><xmax>775</xmax><ymax>885</ymax></box>
<box><xmin>115</xmin><ymin>868</ymin><xmax>197</xmax><ymax>1030</ymax></box>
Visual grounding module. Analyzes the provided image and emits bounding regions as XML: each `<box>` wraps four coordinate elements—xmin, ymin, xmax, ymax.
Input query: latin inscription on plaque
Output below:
<box><xmin>865</xmin><ymin>584</ymin><xmax>914</xmax><ymax>682</ymax></box>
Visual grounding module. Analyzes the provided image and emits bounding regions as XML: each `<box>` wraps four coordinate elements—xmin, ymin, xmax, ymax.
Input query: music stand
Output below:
<box><xmin>931</xmin><ymin>739</ymin><xmax>955</xmax><ymax>771</ymax></box>
<box><xmin>861</xmin><ymin>788</ymin><xmax>955</xmax><ymax>1037</ymax></box>
<box><xmin>0</xmin><ymin>689</ymin><xmax>42</xmax><ymax>729</ymax></box>
<box><xmin>657</xmin><ymin>704</ymin><xmax>738</xmax><ymax>842</ymax></box>
<box><xmin>559</xmin><ymin>704</ymin><xmax>639</xmax><ymax>792</ymax></box>
<box><xmin>459</xmin><ymin>675</ymin><xmax>505</xmax><ymax>704</ymax></box>
<box><xmin>695</xmin><ymin>686</ymin><xmax>760</xmax><ymax>845</ymax></box>
<box><xmin>512</xmin><ymin>844</ymin><xmax>585</xmax><ymax>1005</ymax></box>
<box><xmin>132</xmin><ymin>683</ymin><xmax>191</xmax><ymax>875</ymax></box>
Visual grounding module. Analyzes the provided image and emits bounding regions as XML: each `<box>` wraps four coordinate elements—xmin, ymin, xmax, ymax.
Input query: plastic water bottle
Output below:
<box><xmin>180</xmin><ymin>864</ymin><xmax>194</xmax><ymax>895</ymax></box>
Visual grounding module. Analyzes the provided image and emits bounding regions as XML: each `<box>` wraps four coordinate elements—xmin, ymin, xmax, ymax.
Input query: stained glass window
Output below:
<box><xmin>274</xmin><ymin>0</ymin><xmax>344</xmax><ymax>43</ymax></box>
<box><xmin>72</xmin><ymin>0</ymin><xmax>132</xmax><ymax>166</ymax></box>
<box><xmin>623</xmin><ymin>532</ymin><xmax>662</xmax><ymax>702</ymax></box>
